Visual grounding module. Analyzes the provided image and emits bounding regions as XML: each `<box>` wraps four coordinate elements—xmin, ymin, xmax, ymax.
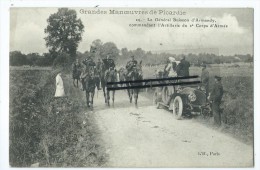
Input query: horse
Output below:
<box><xmin>100</xmin><ymin>62</ymin><xmax>119</xmax><ymax>106</ymax></box>
<box><xmin>125</xmin><ymin>61</ymin><xmax>143</xmax><ymax>107</ymax></box>
<box><xmin>118</xmin><ymin>67</ymin><xmax>127</xmax><ymax>87</ymax></box>
<box><xmin>81</xmin><ymin>66</ymin><xmax>97</xmax><ymax>109</ymax></box>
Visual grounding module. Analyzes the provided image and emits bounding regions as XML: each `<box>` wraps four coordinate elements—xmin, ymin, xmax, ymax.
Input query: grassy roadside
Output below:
<box><xmin>141</xmin><ymin>85</ymin><xmax>253</xmax><ymax>146</ymax></box>
<box><xmin>9</xmin><ymin>69</ymin><xmax>107</xmax><ymax>167</ymax></box>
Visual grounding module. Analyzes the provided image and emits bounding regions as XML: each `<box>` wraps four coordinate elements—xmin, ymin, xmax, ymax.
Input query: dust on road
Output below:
<box><xmin>89</xmin><ymin>90</ymin><xmax>253</xmax><ymax>168</ymax></box>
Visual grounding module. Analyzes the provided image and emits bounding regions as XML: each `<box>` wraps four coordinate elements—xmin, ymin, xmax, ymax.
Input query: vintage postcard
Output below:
<box><xmin>8</xmin><ymin>7</ymin><xmax>254</xmax><ymax>168</ymax></box>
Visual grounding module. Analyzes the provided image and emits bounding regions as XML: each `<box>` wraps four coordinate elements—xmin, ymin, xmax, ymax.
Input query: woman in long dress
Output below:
<box><xmin>55</xmin><ymin>72</ymin><xmax>65</xmax><ymax>97</ymax></box>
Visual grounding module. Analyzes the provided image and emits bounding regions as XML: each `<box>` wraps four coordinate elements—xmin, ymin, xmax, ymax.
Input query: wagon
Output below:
<box><xmin>153</xmin><ymin>79</ymin><xmax>211</xmax><ymax>119</ymax></box>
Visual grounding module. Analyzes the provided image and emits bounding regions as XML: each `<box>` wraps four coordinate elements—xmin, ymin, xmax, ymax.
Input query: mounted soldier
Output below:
<box><xmin>81</xmin><ymin>55</ymin><xmax>96</xmax><ymax>91</ymax></box>
<box><xmin>100</xmin><ymin>54</ymin><xmax>118</xmax><ymax>106</ymax></box>
<box><xmin>72</xmin><ymin>58</ymin><xmax>82</xmax><ymax>87</ymax></box>
<box><xmin>102</xmin><ymin>54</ymin><xmax>115</xmax><ymax>71</ymax></box>
<box><xmin>80</xmin><ymin>46</ymin><xmax>99</xmax><ymax>108</ymax></box>
<box><xmin>126</xmin><ymin>55</ymin><xmax>138</xmax><ymax>78</ymax></box>
<box><xmin>102</xmin><ymin>54</ymin><xmax>116</xmax><ymax>80</ymax></box>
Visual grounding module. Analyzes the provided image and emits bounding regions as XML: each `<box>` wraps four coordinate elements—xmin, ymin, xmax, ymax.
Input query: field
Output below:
<box><xmin>142</xmin><ymin>63</ymin><xmax>254</xmax><ymax>144</ymax></box>
<box><xmin>9</xmin><ymin>68</ymin><xmax>107</xmax><ymax>167</ymax></box>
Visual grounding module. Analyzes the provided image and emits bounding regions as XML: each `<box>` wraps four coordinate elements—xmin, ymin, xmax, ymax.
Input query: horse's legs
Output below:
<box><xmin>112</xmin><ymin>90</ymin><xmax>115</xmax><ymax>106</ymax></box>
<box><xmin>73</xmin><ymin>79</ymin><xmax>76</xmax><ymax>87</ymax></box>
<box><xmin>134</xmin><ymin>89</ymin><xmax>139</xmax><ymax>107</ymax></box>
<box><xmin>81</xmin><ymin>79</ymin><xmax>85</xmax><ymax>91</ymax></box>
<box><xmin>107</xmin><ymin>89</ymin><xmax>110</xmax><ymax>106</ymax></box>
<box><xmin>90</xmin><ymin>90</ymin><xmax>95</xmax><ymax>110</ymax></box>
<box><xmin>86</xmin><ymin>91</ymin><xmax>90</xmax><ymax>107</ymax></box>
<box><xmin>127</xmin><ymin>89</ymin><xmax>131</xmax><ymax>103</ymax></box>
<box><xmin>103</xmin><ymin>86</ymin><xmax>107</xmax><ymax>103</ymax></box>
<box><xmin>76</xmin><ymin>78</ymin><xmax>79</xmax><ymax>88</ymax></box>
<box><xmin>128</xmin><ymin>89</ymin><xmax>133</xmax><ymax>103</ymax></box>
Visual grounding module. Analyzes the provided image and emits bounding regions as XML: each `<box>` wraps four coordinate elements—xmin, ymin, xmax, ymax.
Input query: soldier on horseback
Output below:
<box><xmin>126</xmin><ymin>55</ymin><xmax>138</xmax><ymax>78</ymax></box>
<box><xmin>80</xmin><ymin>55</ymin><xmax>97</xmax><ymax>108</ymax></box>
<box><xmin>100</xmin><ymin>54</ymin><xmax>118</xmax><ymax>106</ymax></box>
<box><xmin>81</xmin><ymin>56</ymin><xmax>96</xmax><ymax>91</ymax></box>
<box><xmin>72</xmin><ymin>58</ymin><xmax>82</xmax><ymax>87</ymax></box>
<box><xmin>102</xmin><ymin>54</ymin><xmax>116</xmax><ymax>79</ymax></box>
<box><xmin>103</xmin><ymin>55</ymin><xmax>115</xmax><ymax>71</ymax></box>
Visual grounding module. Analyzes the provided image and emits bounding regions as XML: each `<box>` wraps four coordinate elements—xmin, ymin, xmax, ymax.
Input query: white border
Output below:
<box><xmin>1</xmin><ymin>0</ymin><xmax>259</xmax><ymax>170</ymax></box>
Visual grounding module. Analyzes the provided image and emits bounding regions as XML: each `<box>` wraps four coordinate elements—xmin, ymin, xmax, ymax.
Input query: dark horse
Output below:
<box><xmin>125</xmin><ymin>61</ymin><xmax>143</xmax><ymax>107</ymax></box>
<box><xmin>81</xmin><ymin>66</ymin><xmax>97</xmax><ymax>109</ymax></box>
<box><xmin>100</xmin><ymin>65</ymin><xmax>118</xmax><ymax>106</ymax></box>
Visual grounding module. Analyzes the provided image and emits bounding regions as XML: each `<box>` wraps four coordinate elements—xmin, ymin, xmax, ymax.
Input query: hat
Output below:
<box><xmin>168</xmin><ymin>57</ymin><xmax>176</xmax><ymax>62</ymax></box>
<box><xmin>215</xmin><ymin>76</ymin><xmax>222</xmax><ymax>81</ymax></box>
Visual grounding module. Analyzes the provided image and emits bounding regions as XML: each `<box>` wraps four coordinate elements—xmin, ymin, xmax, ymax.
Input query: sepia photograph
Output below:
<box><xmin>8</xmin><ymin>6</ymin><xmax>254</xmax><ymax>168</ymax></box>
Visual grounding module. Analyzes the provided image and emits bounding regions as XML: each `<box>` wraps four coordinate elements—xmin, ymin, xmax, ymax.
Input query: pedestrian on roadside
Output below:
<box><xmin>55</xmin><ymin>72</ymin><xmax>65</xmax><ymax>97</ymax></box>
<box><xmin>208</xmin><ymin>76</ymin><xmax>223</xmax><ymax>126</ymax></box>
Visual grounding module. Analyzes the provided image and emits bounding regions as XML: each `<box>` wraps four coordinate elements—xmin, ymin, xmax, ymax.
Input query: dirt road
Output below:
<box><xmin>90</xmin><ymin>90</ymin><xmax>253</xmax><ymax>168</ymax></box>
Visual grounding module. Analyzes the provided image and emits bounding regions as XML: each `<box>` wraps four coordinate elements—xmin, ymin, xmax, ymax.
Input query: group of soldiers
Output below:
<box><xmin>163</xmin><ymin>56</ymin><xmax>223</xmax><ymax>126</ymax></box>
<box><xmin>72</xmin><ymin>54</ymin><xmax>139</xmax><ymax>90</ymax></box>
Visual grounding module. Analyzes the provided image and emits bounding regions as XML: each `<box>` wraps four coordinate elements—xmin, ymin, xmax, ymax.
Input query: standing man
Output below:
<box><xmin>177</xmin><ymin>56</ymin><xmax>190</xmax><ymax>77</ymax></box>
<box><xmin>208</xmin><ymin>76</ymin><xmax>224</xmax><ymax>126</ymax></box>
<box><xmin>201</xmin><ymin>64</ymin><xmax>210</xmax><ymax>98</ymax></box>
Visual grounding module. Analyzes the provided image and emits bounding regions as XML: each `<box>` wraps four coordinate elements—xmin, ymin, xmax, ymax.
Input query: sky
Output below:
<box><xmin>10</xmin><ymin>8</ymin><xmax>254</xmax><ymax>55</ymax></box>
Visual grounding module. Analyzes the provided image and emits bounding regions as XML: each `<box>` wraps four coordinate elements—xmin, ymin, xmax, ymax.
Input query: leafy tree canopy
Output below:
<box><xmin>44</xmin><ymin>8</ymin><xmax>84</xmax><ymax>60</ymax></box>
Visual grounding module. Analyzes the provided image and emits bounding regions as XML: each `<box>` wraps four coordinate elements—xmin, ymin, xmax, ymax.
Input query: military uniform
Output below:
<box><xmin>201</xmin><ymin>67</ymin><xmax>209</xmax><ymax>97</ymax></box>
<box><xmin>103</xmin><ymin>58</ymin><xmax>115</xmax><ymax>71</ymax></box>
<box><xmin>209</xmin><ymin>77</ymin><xmax>223</xmax><ymax>126</ymax></box>
<box><xmin>72</xmin><ymin>62</ymin><xmax>82</xmax><ymax>79</ymax></box>
<box><xmin>177</xmin><ymin>59</ymin><xmax>190</xmax><ymax>77</ymax></box>
<box><xmin>126</xmin><ymin>59</ymin><xmax>138</xmax><ymax>77</ymax></box>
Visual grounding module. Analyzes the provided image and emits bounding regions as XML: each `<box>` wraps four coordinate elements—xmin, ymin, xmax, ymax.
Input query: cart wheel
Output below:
<box><xmin>162</xmin><ymin>86</ymin><xmax>169</xmax><ymax>104</ymax></box>
<box><xmin>172</xmin><ymin>95</ymin><xmax>183</xmax><ymax>120</ymax></box>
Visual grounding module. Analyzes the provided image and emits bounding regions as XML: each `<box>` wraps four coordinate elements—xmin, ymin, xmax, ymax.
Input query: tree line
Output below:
<box><xmin>10</xmin><ymin>48</ymin><xmax>253</xmax><ymax>67</ymax></box>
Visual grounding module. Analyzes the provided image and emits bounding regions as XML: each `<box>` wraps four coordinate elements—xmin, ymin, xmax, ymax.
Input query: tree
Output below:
<box><xmin>133</xmin><ymin>48</ymin><xmax>145</xmax><ymax>58</ymax></box>
<box><xmin>26</xmin><ymin>53</ymin><xmax>41</xmax><ymax>66</ymax></box>
<box><xmin>91</xmin><ymin>39</ymin><xmax>103</xmax><ymax>59</ymax></box>
<box><xmin>99</xmin><ymin>42</ymin><xmax>119</xmax><ymax>60</ymax></box>
<box><xmin>10</xmin><ymin>51</ymin><xmax>27</xmax><ymax>66</ymax></box>
<box><xmin>44</xmin><ymin>8</ymin><xmax>84</xmax><ymax>61</ymax></box>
